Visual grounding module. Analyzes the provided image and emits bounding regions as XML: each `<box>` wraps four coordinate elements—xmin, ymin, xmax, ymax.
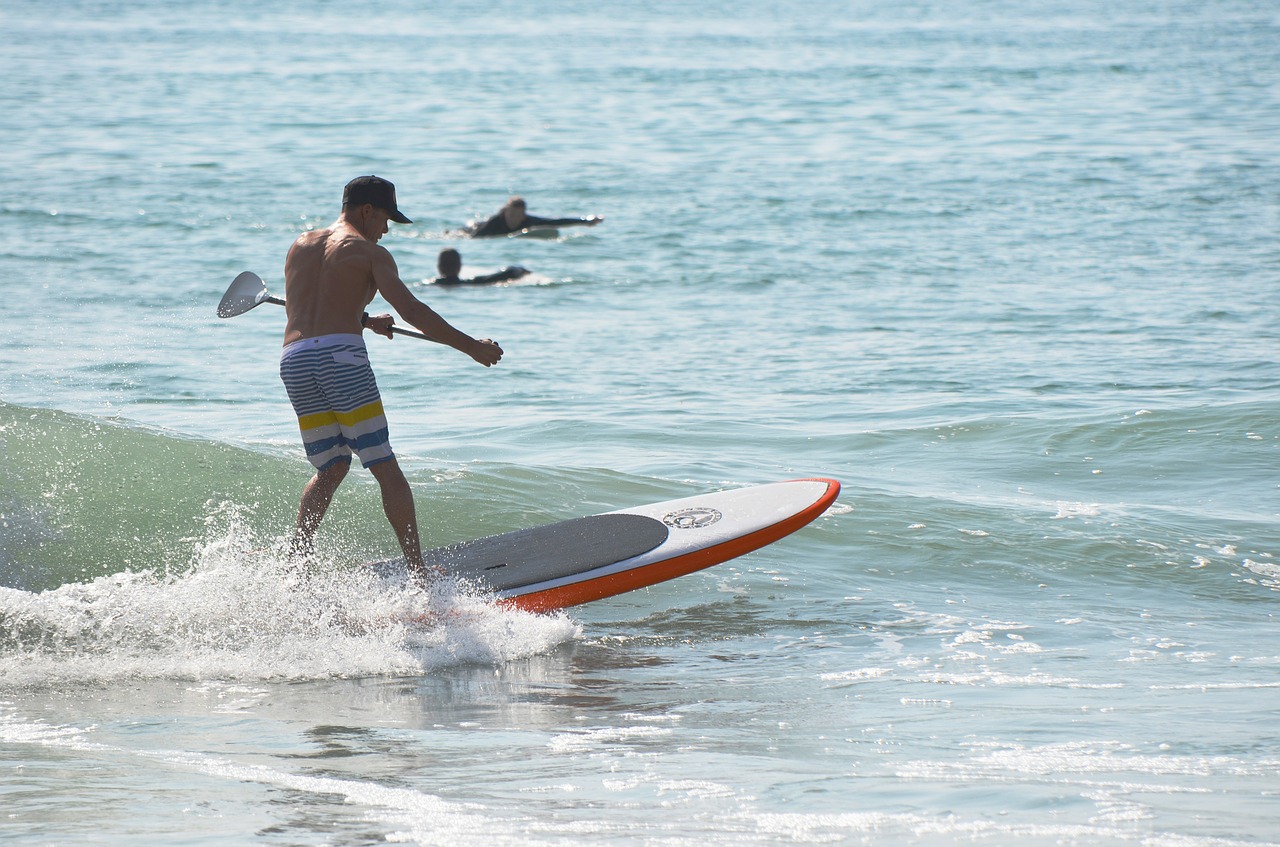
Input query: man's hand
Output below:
<box><xmin>364</xmin><ymin>313</ymin><xmax>396</xmax><ymax>339</ymax></box>
<box><xmin>470</xmin><ymin>338</ymin><xmax>504</xmax><ymax>367</ymax></box>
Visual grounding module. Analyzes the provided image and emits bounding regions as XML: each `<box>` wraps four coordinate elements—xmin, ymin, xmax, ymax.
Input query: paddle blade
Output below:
<box><xmin>217</xmin><ymin>272</ymin><xmax>271</xmax><ymax>318</ymax></box>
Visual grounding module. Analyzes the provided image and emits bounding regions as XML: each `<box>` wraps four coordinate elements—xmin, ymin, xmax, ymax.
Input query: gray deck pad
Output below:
<box><xmin>426</xmin><ymin>513</ymin><xmax>670</xmax><ymax>591</ymax></box>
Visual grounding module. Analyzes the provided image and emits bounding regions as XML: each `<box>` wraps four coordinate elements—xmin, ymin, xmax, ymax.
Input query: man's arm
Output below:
<box><xmin>369</xmin><ymin>246</ymin><xmax>503</xmax><ymax>366</ymax></box>
<box><xmin>470</xmin><ymin>266</ymin><xmax>530</xmax><ymax>285</ymax></box>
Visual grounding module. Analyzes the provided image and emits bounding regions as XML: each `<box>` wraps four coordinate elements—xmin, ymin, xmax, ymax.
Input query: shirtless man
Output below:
<box><xmin>279</xmin><ymin>175</ymin><xmax>503</xmax><ymax>583</ymax></box>
<box><xmin>465</xmin><ymin>196</ymin><xmax>603</xmax><ymax>238</ymax></box>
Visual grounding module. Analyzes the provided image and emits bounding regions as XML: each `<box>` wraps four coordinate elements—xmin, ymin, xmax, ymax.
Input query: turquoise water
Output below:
<box><xmin>3</xmin><ymin>0</ymin><xmax>1279</xmax><ymax>844</ymax></box>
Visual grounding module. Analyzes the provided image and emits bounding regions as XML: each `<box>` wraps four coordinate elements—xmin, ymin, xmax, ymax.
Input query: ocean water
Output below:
<box><xmin>2</xmin><ymin>0</ymin><xmax>1279</xmax><ymax>844</ymax></box>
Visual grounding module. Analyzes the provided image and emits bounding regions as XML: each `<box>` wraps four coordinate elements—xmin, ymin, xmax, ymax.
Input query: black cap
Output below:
<box><xmin>342</xmin><ymin>175</ymin><xmax>412</xmax><ymax>224</ymax></box>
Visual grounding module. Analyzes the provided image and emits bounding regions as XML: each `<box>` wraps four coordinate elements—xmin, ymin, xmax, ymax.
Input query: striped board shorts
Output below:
<box><xmin>279</xmin><ymin>334</ymin><xmax>394</xmax><ymax>470</ymax></box>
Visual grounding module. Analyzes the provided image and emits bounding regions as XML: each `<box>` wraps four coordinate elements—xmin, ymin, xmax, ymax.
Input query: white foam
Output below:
<box><xmin>896</xmin><ymin>739</ymin><xmax>1280</xmax><ymax>780</ymax></box>
<box><xmin>750</xmin><ymin>810</ymin><xmax>1183</xmax><ymax>845</ymax></box>
<box><xmin>657</xmin><ymin>778</ymin><xmax>738</xmax><ymax>800</ymax></box>
<box><xmin>1053</xmin><ymin>501</ymin><xmax>1102</xmax><ymax>519</ymax></box>
<box><xmin>1150</xmin><ymin>680</ymin><xmax>1280</xmax><ymax>691</ymax></box>
<box><xmin>915</xmin><ymin>668</ymin><xmax>1123</xmax><ymax>689</ymax></box>
<box><xmin>547</xmin><ymin>724</ymin><xmax>673</xmax><ymax>755</ymax></box>
<box><xmin>0</xmin><ymin>503</ymin><xmax>580</xmax><ymax>689</ymax></box>
<box><xmin>0</xmin><ymin>709</ymin><xmax>105</xmax><ymax>751</ymax></box>
<box><xmin>819</xmin><ymin>667</ymin><xmax>892</xmax><ymax>687</ymax></box>
<box><xmin>1239</xmin><ymin>558</ymin><xmax>1280</xmax><ymax>589</ymax></box>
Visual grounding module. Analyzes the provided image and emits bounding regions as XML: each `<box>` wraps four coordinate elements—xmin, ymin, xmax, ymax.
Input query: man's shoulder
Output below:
<box><xmin>292</xmin><ymin>227</ymin><xmax>330</xmax><ymax>248</ymax></box>
<box><xmin>293</xmin><ymin>225</ymin><xmax>366</xmax><ymax>252</ymax></box>
<box><xmin>325</xmin><ymin>229</ymin><xmax>392</xmax><ymax>265</ymax></box>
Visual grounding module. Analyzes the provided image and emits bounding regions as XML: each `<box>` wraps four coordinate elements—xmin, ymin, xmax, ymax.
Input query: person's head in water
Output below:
<box><xmin>501</xmin><ymin>196</ymin><xmax>527</xmax><ymax>230</ymax></box>
<box><xmin>437</xmin><ymin>248</ymin><xmax>463</xmax><ymax>279</ymax></box>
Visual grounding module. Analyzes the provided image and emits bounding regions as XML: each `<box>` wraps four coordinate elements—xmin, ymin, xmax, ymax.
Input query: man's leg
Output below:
<box><xmin>291</xmin><ymin>459</ymin><xmax>350</xmax><ymax>559</ymax></box>
<box><xmin>368</xmin><ymin>459</ymin><xmax>441</xmax><ymax>583</ymax></box>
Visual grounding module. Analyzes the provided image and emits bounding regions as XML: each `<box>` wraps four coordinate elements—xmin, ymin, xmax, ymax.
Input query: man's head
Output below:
<box><xmin>343</xmin><ymin>176</ymin><xmax>412</xmax><ymax>224</ymax></box>
<box><xmin>502</xmin><ymin>196</ymin><xmax>527</xmax><ymax>229</ymax></box>
<box><xmin>437</xmin><ymin>248</ymin><xmax>462</xmax><ymax>277</ymax></box>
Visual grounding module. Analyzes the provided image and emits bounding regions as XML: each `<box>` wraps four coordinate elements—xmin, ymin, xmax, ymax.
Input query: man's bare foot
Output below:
<box><xmin>283</xmin><ymin>558</ymin><xmax>312</xmax><ymax>585</ymax></box>
<box><xmin>283</xmin><ymin>541</ymin><xmax>314</xmax><ymax>585</ymax></box>
<box><xmin>408</xmin><ymin>561</ymin><xmax>448</xmax><ymax>588</ymax></box>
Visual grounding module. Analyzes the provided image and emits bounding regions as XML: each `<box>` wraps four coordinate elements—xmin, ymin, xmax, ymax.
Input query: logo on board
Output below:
<box><xmin>662</xmin><ymin>507</ymin><xmax>722</xmax><ymax>529</ymax></box>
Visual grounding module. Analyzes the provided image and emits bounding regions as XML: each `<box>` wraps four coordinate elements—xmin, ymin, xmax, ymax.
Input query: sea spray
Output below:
<box><xmin>0</xmin><ymin>501</ymin><xmax>580</xmax><ymax>689</ymax></box>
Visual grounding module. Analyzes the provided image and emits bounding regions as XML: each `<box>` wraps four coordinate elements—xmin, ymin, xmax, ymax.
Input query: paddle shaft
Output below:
<box><xmin>259</xmin><ymin>295</ymin><xmax>439</xmax><ymax>343</ymax></box>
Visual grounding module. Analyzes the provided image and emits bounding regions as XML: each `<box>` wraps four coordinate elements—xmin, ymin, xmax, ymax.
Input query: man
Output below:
<box><xmin>464</xmin><ymin>196</ymin><xmax>603</xmax><ymax>238</ymax></box>
<box><xmin>279</xmin><ymin>175</ymin><xmax>503</xmax><ymax>583</ymax></box>
<box><xmin>431</xmin><ymin>247</ymin><xmax>529</xmax><ymax>286</ymax></box>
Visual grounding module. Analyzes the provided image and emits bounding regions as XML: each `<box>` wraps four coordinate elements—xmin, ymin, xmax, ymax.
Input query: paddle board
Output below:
<box><xmin>373</xmin><ymin>478</ymin><xmax>840</xmax><ymax>613</ymax></box>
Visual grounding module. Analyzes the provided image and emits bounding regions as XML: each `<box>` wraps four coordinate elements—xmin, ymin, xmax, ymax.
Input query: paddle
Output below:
<box><xmin>216</xmin><ymin>271</ymin><xmax>441</xmax><ymax>343</ymax></box>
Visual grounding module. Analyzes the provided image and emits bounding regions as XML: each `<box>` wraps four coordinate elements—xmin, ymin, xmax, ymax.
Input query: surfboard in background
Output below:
<box><xmin>506</xmin><ymin>225</ymin><xmax>560</xmax><ymax>239</ymax></box>
<box><xmin>372</xmin><ymin>478</ymin><xmax>840</xmax><ymax>613</ymax></box>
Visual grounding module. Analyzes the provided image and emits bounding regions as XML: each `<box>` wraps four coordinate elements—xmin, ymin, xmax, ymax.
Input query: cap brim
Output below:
<box><xmin>389</xmin><ymin>209</ymin><xmax>412</xmax><ymax>224</ymax></box>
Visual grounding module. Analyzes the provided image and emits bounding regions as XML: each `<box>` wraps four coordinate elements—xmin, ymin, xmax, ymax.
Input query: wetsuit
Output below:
<box><xmin>467</xmin><ymin>213</ymin><xmax>590</xmax><ymax>238</ymax></box>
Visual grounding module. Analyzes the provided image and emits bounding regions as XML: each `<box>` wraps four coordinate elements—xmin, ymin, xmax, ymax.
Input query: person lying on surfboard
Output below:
<box><xmin>462</xmin><ymin>196</ymin><xmax>603</xmax><ymax>238</ymax></box>
<box><xmin>430</xmin><ymin>248</ymin><xmax>529</xmax><ymax>286</ymax></box>
<box><xmin>279</xmin><ymin>175</ymin><xmax>503</xmax><ymax>584</ymax></box>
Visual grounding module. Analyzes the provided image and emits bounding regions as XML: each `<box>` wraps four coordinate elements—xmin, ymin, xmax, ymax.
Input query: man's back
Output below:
<box><xmin>282</xmin><ymin>224</ymin><xmax>378</xmax><ymax>345</ymax></box>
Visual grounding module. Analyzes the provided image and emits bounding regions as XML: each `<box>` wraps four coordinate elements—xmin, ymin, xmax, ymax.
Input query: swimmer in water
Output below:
<box><xmin>430</xmin><ymin>248</ymin><xmax>530</xmax><ymax>286</ymax></box>
<box><xmin>464</xmin><ymin>196</ymin><xmax>603</xmax><ymax>238</ymax></box>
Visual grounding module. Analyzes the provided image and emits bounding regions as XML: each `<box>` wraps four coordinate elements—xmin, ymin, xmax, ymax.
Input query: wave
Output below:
<box><xmin>0</xmin><ymin>401</ymin><xmax>626</xmax><ymax>592</ymax></box>
<box><xmin>4</xmin><ymin>398</ymin><xmax>1273</xmax><ymax>692</ymax></box>
<box><xmin>1</xmin><ymin>401</ymin><xmax>309</xmax><ymax>591</ymax></box>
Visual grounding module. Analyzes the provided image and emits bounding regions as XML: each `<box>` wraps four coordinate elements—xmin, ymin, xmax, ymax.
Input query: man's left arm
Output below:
<box><xmin>369</xmin><ymin>247</ymin><xmax>503</xmax><ymax>366</ymax></box>
<box><xmin>471</xmin><ymin>266</ymin><xmax>530</xmax><ymax>285</ymax></box>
